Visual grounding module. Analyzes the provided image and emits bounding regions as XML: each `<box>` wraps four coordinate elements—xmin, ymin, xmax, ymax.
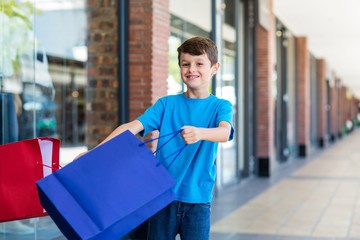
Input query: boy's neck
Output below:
<box><xmin>184</xmin><ymin>90</ymin><xmax>210</xmax><ymax>99</ymax></box>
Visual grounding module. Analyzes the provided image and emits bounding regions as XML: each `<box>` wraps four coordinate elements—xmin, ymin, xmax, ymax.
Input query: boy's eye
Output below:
<box><xmin>181</xmin><ymin>63</ymin><xmax>190</xmax><ymax>67</ymax></box>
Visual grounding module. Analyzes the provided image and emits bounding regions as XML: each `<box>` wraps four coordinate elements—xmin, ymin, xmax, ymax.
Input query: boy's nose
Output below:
<box><xmin>189</xmin><ymin>64</ymin><xmax>196</xmax><ymax>72</ymax></box>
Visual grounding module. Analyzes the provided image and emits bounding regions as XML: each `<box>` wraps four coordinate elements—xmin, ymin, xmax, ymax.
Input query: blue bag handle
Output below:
<box><xmin>139</xmin><ymin>129</ymin><xmax>187</xmax><ymax>169</ymax></box>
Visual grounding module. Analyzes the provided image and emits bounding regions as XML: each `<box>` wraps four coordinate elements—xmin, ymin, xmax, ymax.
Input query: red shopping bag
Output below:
<box><xmin>0</xmin><ymin>137</ymin><xmax>60</xmax><ymax>222</ymax></box>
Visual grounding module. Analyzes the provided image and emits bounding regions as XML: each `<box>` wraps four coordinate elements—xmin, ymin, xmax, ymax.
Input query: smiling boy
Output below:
<box><xmin>97</xmin><ymin>37</ymin><xmax>234</xmax><ymax>240</ymax></box>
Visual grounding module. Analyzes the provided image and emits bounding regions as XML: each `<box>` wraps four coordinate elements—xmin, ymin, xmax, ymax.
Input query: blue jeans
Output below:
<box><xmin>147</xmin><ymin>201</ymin><xmax>211</xmax><ymax>240</ymax></box>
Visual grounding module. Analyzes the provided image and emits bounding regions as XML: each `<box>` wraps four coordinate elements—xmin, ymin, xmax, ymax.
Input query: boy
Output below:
<box><xmin>99</xmin><ymin>37</ymin><xmax>233</xmax><ymax>239</ymax></box>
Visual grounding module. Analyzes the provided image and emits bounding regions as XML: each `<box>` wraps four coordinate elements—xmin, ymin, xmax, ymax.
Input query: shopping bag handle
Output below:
<box><xmin>139</xmin><ymin>129</ymin><xmax>183</xmax><ymax>151</ymax></box>
<box><xmin>139</xmin><ymin>129</ymin><xmax>187</xmax><ymax>169</ymax></box>
<box><xmin>37</xmin><ymin>162</ymin><xmax>62</xmax><ymax>170</ymax></box>
<box><xmin>161</xmin><ymin>144</ymin><xmax>187</xmax><ymax>169</ymax></box>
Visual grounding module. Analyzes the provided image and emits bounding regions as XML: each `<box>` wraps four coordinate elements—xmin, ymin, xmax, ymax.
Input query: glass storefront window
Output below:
<box><xmin>215</xmin><ymin>0</ymin><xmax>239</xmax><ymax>187</ymax></box>
<box><xmin>167</xmin><ymin>35</ymin><xmax>183</xmax><ymax>95</ymax></box>
<box><xmin>217</xmin><ymin>47</ymin><xmax>238</xmax><ymax>186</ymax></box>
<box><xmin>0</xmin><ymin>0</ymin><xmax>87</xmax><ymax>237</ymax></box>
<box><xmin>0</xmin><ymin>0</ymin><xmax>87</xmax><ymax>146</ymax></box>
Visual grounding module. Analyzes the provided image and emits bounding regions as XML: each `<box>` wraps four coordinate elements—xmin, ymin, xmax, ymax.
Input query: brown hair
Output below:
<box><xmin>177</xmin><ymin>37</ymin><xmax>218</xmax><ymax>66</ymax></box>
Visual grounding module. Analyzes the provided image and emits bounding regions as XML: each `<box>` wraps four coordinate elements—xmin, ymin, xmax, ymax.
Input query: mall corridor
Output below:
<box><xmin>210</xmin><ymin>129</ymin><xmax>360</xmax><ymax>240</ymax></box>
<box><xmin>0</xmin><ymin>130</ymin><xmax>359</xmax><ymax>240</ymax></box>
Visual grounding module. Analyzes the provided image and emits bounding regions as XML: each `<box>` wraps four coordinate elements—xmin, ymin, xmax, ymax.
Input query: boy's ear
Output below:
<box><xmin>212</xmin><ymin>62</ymin><xmax>220</xmax><ymax>74</ymax></box>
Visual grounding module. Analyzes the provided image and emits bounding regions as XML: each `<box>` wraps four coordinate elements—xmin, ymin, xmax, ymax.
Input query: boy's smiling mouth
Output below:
<box><xmin>186</xmin><ymin>75</ymin><xmax>199</xmax><ymax>80</ymax></box>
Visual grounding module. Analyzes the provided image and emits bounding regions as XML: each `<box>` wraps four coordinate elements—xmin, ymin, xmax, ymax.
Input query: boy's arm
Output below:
<box><xmin>75</xmin><ymin>120</ymin><xmax>144</xmax><ymax>159</ymax></box>
<box><xmin>181</xmin><ymin>121</ymin><xmax>232</xmax><ymax>144</ymax></box>
<box><xmin>99</xmin><ymin>119</ymin><xmax>144</xmax><ymax>146</ymax></box>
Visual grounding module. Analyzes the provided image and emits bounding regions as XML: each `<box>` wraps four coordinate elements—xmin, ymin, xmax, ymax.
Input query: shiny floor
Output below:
<box><xmin>210</xmin><ymin>129</ymin><xmax>360</xmax><ymax>240</ymax></box>
<box><xmin>1</xmin><ymin>129</ymin><xmax>360</xmax><ymax>240</ymax></box>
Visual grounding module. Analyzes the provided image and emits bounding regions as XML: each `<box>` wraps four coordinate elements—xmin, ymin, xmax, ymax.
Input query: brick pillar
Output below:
<box><xmin>329</xmin><ymin>79</ymin><xmax>339</xmax><ymax>141</ymax></box>
<box><xmin>128</xmin><ymin>0</ymin><xmax>169</xmax><ymax>121</ymax></box>
<box><xmin>338</xmin><ymin>85</ymin><xmax>347</xmax><ymax>136</ymax></box>
<box><xmin>128</xmin><ymin>0</ymin><xmax>170</xmax><ymax>148</ymax></box>
<box><xmin>256</xmin><ymin>0</ymin><xmax>275</xmax><ymax>177</ymax></box>
<box><xmin>355</xmin><ymin>98</ymin><xmax>360</xmax><ymax>128</ymax></box>
<box><xmin>296</xmin><ymin>37</ymin><xmax>310</xmax><ymax>157</ymax></box>
<box><xmin>316</xmin><ymin>59</ymin><xmax>327</xmax><ymax>147</ymax></box>
<box><xmin>345</xmin><ymin>88</ymin><xmax>354</xmax><ymax>131</ymax></box>
<box><xmin>86</xmin><ymin>0</ymin><xmax>120</xmax><ymax>148</ymax></box>
<box><xmin>86</xmin><ymin>0</ymin><xmax>170</xmax><ymax>148</ymax></box>
<box><xmin>351</xmin><ymin>97</ymin><xmax>358</xmax><ymax>121</ymax></box>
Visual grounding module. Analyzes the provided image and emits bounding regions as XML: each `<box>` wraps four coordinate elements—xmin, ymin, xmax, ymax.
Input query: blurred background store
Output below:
<box><xmin>1</xmin><ymin>0</ymin><xmax>360</xmax><ymax>238</ymax></box>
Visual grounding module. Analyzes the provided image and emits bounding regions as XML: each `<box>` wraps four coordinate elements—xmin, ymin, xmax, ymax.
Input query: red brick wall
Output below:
<box><xmin>256</xmin><ymin>0</ymin><xmax>275</xmax><ymax>159</ymax></box>
<box><xmin>128</xmin><ymin>0</ymin><xmax>169</xmax><ymax>120</ymax></box>
<box><xmin>296</xmin><ymin>37</ymin><xmax>310</xmax><ymax>155</ymax></box>
<box><xmin>338</xmin><ymin>85</ymin><xmax>347</xmax><ymax>133</ymax></box>
<box><xmin>351</xmin><ymin>97</ymin><xmax>358</xmax><ymax>120</ymax></box>
<box><xmin>354</xmin><ymin>98</ymin><xmax>360</xmax><ymax>119</ymax></box>
<box><xmin>330</xmin><ymin>79</ymin><xmax>339</xmax><ymax>138</ymax></box>
<box><xmin>86</xmin><ymin>0</ymin><xmax>120</xmax><ymax>147</ymax></box>
<box><xmin>316</xmin><ymin>59</ymin><xmax>327</xmax><ymax>146</ymax></box>
<box><xmin>86</xmin><ymin>0</ymin><xmax>170</xmax><ymax>148</ymax></box>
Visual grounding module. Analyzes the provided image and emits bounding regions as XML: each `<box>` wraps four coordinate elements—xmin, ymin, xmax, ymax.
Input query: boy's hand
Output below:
<box><xmin>181</xmin><ymin>126</ymin><xmax>201</xmax><ymax>144</ymax></box>
<box><xmin>181</xmin><ymin>121</ymin><xmax>231</xmax><ymax>144</ymax></box>
<box><xmin>74</xmin><ymin>151</ymin><xmax>87</xmax><ymax>160</ymax></box>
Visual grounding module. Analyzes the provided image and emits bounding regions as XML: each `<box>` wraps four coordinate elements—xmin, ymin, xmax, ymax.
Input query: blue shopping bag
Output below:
<box><xmin>36</xmin><ymin>130</ymin><xmax>182</xmax><ymax>240</ymax></box>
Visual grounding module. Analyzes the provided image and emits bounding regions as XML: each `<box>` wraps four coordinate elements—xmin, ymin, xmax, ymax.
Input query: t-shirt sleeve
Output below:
<box><xmin>217</xmin><ymin>99</ymin><xmax>234</xmax><ymax>141</ymax></box>
<box><xmin>136</xmin><ymin>98</ymin><xmax>165</xmax><ymax>137</ymax></box>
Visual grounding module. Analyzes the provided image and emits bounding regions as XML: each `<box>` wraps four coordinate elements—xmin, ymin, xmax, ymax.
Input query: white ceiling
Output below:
<box><xmin>273</xmin><ymin>0</ymin><xmax>360</xmax><ymax>98</ymax></box>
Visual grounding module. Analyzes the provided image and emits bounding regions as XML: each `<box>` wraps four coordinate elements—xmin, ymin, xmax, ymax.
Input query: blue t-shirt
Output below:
<box><xmin>137</xmin><ymin>93</ymin><xmax>233</xmax><ymax>203</ymax></box>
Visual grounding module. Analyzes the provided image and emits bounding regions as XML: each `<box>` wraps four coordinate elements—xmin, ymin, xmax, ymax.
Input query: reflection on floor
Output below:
<box><xmin>2</xmin><ymin>130</ymin><xmax>360</xmax><ymax>240</ymax></box>
<box><xmin>0</xmin><ymin>217</ymin><xmax>65</xmax><ymax>240</ymax></box>
<box><xmin>210</xmin><ymin>129</ymin><xmax>360</xmax><ymax>240</ymax></box>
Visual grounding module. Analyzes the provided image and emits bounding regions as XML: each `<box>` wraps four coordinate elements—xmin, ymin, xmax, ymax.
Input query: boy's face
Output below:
<box><xmin>179</xmin><ymin>53</ymin><xmax>219</xmax><ymax>92</ymax></box>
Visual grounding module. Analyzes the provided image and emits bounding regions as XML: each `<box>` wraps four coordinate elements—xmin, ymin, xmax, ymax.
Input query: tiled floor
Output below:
<box><xmin>210</xmin><ymin>129</ymin><xmax>360</xmax><ymax>240</ymax></box>
<box><xmin>1</xmin><ymin>129</ymin><xmax>359</xmax><ymax>240</ymax></box>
